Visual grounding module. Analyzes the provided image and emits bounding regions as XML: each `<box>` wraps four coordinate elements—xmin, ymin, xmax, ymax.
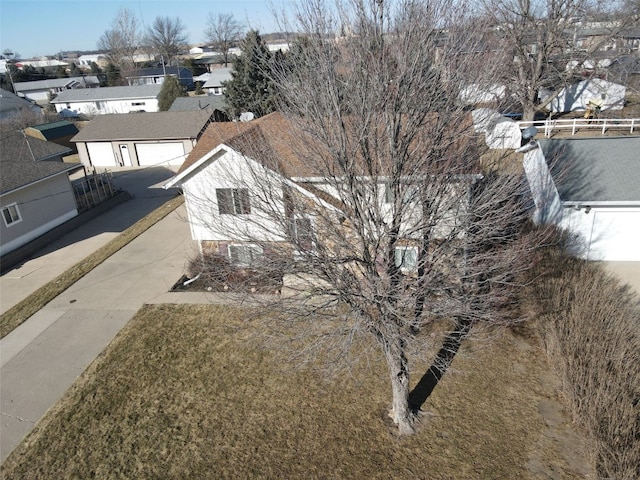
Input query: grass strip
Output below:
<box><xmin>0</xmin><ymin>195</ymin><xmax>184</xmax><ymax>338</ymax></box>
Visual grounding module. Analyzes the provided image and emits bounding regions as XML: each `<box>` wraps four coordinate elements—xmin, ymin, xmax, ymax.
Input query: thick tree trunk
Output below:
<box><xmin>384</xmin><ymin>342</ymin><xmax>415</xmax><ymax>435</ymax></box>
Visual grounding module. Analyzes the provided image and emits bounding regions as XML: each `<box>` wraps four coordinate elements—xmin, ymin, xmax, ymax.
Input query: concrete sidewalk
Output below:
<box><xmin>0</xmin><ymin>167</ymin><xmax>199</xmax><ymax>463</ymax></box>
<box><xmin>0</xmin><ymin>203</ymin><xmax>198</xmax><ymax>462</ymax></box>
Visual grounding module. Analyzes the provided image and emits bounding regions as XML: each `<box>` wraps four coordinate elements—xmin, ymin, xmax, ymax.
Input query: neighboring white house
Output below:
<box><xmin>72</xmin><ymin>110</ymin><xmax>214</xmax><ymax>168</ymax></box>
<box><xmin>126</xmin><ymin>66</ymin><xmax>194</xmax><ymax>90</ymax></box>
<box><xmin>0</xmin><ymin>131</ymin><xmax>81</xmax><ymax>257</ymax></box>
<box><xmin>459</xmin><ymin>84</ymin><xmax>506</xmax><ymax>105</ymax></box>
<box><xmin>13</xmin><ymin>76</ymin><xmax>100</xmax><ymax>106</ymax></box>
<box><xmin>541</xmin><ymin>79</ymin><xmax>626</xmax><ymax>113</ymax></box>
<box><xmin>77</xmin><ymin>54</ymin><xmax>108</xmax><ymax>69</ymax></box>
<box><xmin>203</xmin><ymin>67</ymin><xmax>232</xmax><ymax>95</ymax></box>
<box><xmin>523</xmin><ymin>136</ymin><xmax>640</xmax><ymax>261</ymax></box>
<box><xmin>51</xmin><ymin>85</ymin><xmax>162</xmax><ymax>116</ymax></box>
<box><xmin>471</xmin><ymin>108</ymin><xmax>522</xmax><ymax>150</ymax></box>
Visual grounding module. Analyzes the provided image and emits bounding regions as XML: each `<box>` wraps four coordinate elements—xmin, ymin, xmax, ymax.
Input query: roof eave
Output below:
<box><xmin>1</xmin><ymin>163</ymin><xmax>83</xmax><ymax>196</ymax></box>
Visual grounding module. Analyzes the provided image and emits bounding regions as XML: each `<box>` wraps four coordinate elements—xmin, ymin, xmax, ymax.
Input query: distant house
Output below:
<box><xmin>24</xmin><ymin>121</ymin><xmax>80</xmax><ymax>152</ymax></box>
<box><xmin>523</xmin><ymin>137</ymin><xmax>640</xmax><ymax>261</ymax></box>
<box><xmin>72</xmin><ymin>110</ymin><xmax>214</xmax><ymax>168</ymax></box>
<box><xmin>51</xmin><ymin>85</ymin><xmax>162</xmax><ymax>116</ymax></box>
<box><xmin>541</xmin><ymin>79</ymin><xmax>626</xmax><ymax>113</ymax></box>
<box><xmin>126</xmin><ymin>66</ymin><xmax>194</xmax><ymax>90</ymax></box>
<box><xmin>13</xmin><ymin>76</ymin><xmax>100</xmax><ymax>106</ymax></box>
<box><xmin>77</xmin><ymin>54</ymin><xmax>108</xmax><ymax>69</ymax></box>
<box><xmin>0</xmin><ymin>89</ymin><xmax>43</xmax><ymax>122</ymax></box>
<box><xmin>0</xmin><ymin>130</ymin><xmax>82</xmax><ymax>256</ymax></box>
<box><xmin>168</xmin><ymin>96</ymin><xmax>229</xmax><ymax>122</ymax></box>
<box><xmin>203</xmin><ymin>67</ymin><xmax>232</xmax><ymax>95</ymax></box>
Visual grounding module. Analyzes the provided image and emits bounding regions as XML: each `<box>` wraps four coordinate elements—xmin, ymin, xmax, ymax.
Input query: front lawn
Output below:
<box><xmin>1</xmin><ymin>304</ymin><xmax>591</xmax><ymax>479</ymax></box>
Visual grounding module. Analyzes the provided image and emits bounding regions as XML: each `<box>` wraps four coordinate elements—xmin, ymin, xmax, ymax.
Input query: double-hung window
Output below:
<box><xmin>216</xmin><ymin>188</ymin><xmax>251</xmax><ymax>215</ymax></box>
<box><xmin>2</xmin><ymin>203</ymin><xmax>22</xmax><ymax>227</ymax></box>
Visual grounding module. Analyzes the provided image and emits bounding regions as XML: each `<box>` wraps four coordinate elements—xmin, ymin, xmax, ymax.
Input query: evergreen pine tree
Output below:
<box><xmin>158</xmin><ymin>75</ymin><xmax>186</xmax><ymax>111</ymax></box>
<box><xmin>223</xmin><ymin>30</ymin><xmax>277</xmax><ymax>119</ymax></box>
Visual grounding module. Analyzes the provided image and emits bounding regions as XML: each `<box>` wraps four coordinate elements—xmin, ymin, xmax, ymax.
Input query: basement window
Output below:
<box><xmin>2</xmin><ymin>203</ymin><xmax>22</xmax><ymax>227</ymax></box>
<box><xmin>228</xmin><ymin>244</ymin><xmax>263</xmax><ymax>266</ymax></box>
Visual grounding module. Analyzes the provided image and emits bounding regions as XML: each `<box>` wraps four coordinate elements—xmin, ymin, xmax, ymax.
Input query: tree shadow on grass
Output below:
<box><xmin>408</xmin><ymin>319</ymin><xmax>471</xmax><ymax>412</ymax></box>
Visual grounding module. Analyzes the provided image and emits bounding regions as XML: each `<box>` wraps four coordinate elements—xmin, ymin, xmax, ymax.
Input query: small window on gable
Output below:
<box><xmin>2</xmin><ymin>203</ymin><xmax>22</xmax><ymax>227</ymax></box>
<box><xmin>228</xmin><ymin>244</ymin><xmax>262</xmax><ymax>266</ymax></box>
<box><xmin>216</xmin><ymin>188</ymin><xmax>251</xmax><ymax>215</ymax></box>
<box><xmin>395</xmin><ymin>246</ymin><xmax>418</xmax><ymax>272</ymax></box>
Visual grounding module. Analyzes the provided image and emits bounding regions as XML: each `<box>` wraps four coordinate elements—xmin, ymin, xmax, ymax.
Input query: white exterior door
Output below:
<box><xmin>119</xmin><ymin>144</ymin><xmax>132</xmax><ymax>166</ymax></box>
<box><xmin>135</xmin><ymin>143</ymin><xmax>185</xmax><ymax>166</ymax></box>
<box><xmin>87</xmin><ymin>142</ymin><xmax>116</xmax><ymax>167</ymax></box>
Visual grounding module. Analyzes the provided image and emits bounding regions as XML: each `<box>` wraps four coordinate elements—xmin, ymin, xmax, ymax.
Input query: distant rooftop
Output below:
<box><xmin>52</xmin><ymin>85</ymin><xmax>162</xmax><ymax>103</ymax></box>
<box><xmin>13</xmin><ymin>76</ymin><xmax>100</xmax><ymax>91</ymax></box>
<box><xmin>168</xmin><ymin>96</ymin><xmax>226</xmax><ymax>112</ymax></box>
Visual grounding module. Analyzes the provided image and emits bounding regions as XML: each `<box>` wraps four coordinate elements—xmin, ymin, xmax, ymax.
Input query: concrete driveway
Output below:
<box><xmin>1</xmin><ymin>166</ymin><xmax>179</xmax><ymax>315</ymax></box>
<box><xmin>0</xmin><ymin>167</ymin><xmax>197</xmax><ymax>463</ymax></box>
<box><xmin>601</xmin><ymin>261</ymin><xmax>640</xmax><ymax>295</ymax></box>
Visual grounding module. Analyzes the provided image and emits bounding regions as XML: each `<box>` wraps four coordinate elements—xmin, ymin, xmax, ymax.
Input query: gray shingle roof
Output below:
<box><xmin>168</xmin><ymin>96</ymin><xmax>226</xmax><ymax>112</ymax></box>
<box><xmin>51</xmin><ymin>85</ymin><xmax>162</xmax><ymax>103</ymax></box>
<box><xmin>0</xmin><ymin>129</ymin><xmax>78</xmax><ymax>195</ymax></box>
<box><xmin>540</xmin><ymin>137</ymin><xmax>640</xmax><ymax>203</ymax></box>
<box><xmin>0</xmin><ymin>90</ymin><xmax>42</xmax><ymax>116</ymax></box>
<box><xmin>71</xmin><ymin>110</ymin><xmax>213</xmax><ymax>142</ymax></box>
<box><xmin>14</xmin><ymin>76</ymin><xmax>100</xmax><ymax>92</ymax></box>
<box><xmin>203</xmin><ymin>68</ymin><xmax>232</xmax><ymax>88</ymax></box>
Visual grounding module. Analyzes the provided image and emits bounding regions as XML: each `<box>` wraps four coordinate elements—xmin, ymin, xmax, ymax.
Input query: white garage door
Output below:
<box><xmin>588</xmin><ymin>210</ymin><xmax>640</xmax><ymax>261</ymax></box>
<box><xmin>136</xmin><ymin>143</ymin><xmax>186</xmax><ymax>166</ymax></box>
<box><xmin>87</xmin><ymin>142</ymin><xmax>116</xmax><ymax>167</ymax></box>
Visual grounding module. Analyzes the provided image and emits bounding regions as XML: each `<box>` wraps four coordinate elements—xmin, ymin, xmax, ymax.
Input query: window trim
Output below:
<box><xmin>395</xmin><ymin>246</ymin><xmax>418</xmax><ymax>272</ymax></box>
<box><xmin>2</xmin><ymin>202</ymin><xmax>22</xmax><ymax>227</ymax></box>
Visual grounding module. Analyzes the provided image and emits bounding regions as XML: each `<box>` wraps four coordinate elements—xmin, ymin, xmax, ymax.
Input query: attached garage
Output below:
<box><xmin>136</xmin><ymin>143</ymin><xmax>186</xmax><ymax>166</ymax></box>
<box><xmin>87</xmin><ymin>142</ymin><xmax>116</xmax><ymax>167</ymax></box>
<box><xmin>586</xmin><ymin>210</ymin><xmax>640</xmax><ymax>261</ymax></box>
<box><xmin>524</xmin><ymin>137</ymin><xmax>640</xmax><ymax>262</ymax></box>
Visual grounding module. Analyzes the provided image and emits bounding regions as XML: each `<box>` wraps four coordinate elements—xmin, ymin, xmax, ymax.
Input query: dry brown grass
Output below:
<box><xmin>0</xmin><ymin>196</ymin><xmax>184</xmax><ymax>338</ymax></box>
<box><xmin>531</xmin><ymin>250</ymin><xmax>640</xmax><ymax>479</ymax></box>
<box><xmin>1</xmin><ymin>304</ymin><xmax>591</xmax><ymax>479</ymax></box>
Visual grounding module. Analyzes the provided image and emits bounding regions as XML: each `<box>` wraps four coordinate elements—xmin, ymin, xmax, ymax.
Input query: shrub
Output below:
<box><xmin>530</xmin><ymin>251</ymin><xmax>640</xmax><ymax>479</ymax></box>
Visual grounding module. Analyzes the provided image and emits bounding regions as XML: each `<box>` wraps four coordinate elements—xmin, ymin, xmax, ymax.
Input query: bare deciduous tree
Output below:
<box><xmin>204</xmin><ymin>13</ymin><xmax>245</xmax><ymax>66</ymax></box>
<box><xmin>480</xmin><ymin>0</ymin><xmax>640</xmax><ymax>120</ymax></box>
<box><xmin>97</xmin><ymin>7</ymin><xmax>140</xmax><ymax>72</ymax></box>
<box><xmin>174</xmin><ymin>0</ymin><xmax>552</xmax><ymax>435</ymax></box>
<box><xmin>145</xmin><ymin>16</ymin><xmax>189</xmax><ymax>64</ymax></box>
